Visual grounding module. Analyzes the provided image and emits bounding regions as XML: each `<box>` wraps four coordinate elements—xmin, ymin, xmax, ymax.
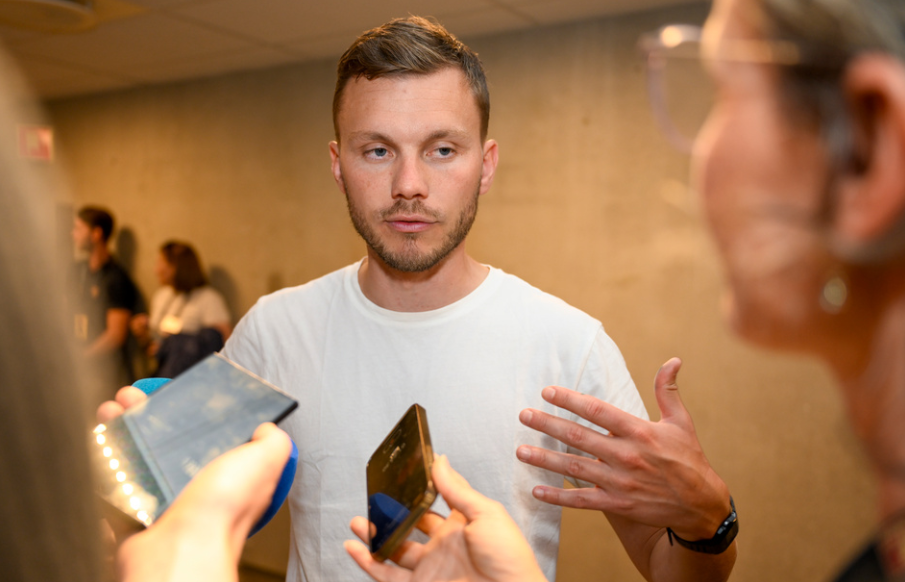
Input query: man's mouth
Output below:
<box><xmin>386</xmin><ymin>215</ymin><xmax>435</xmax><ymax>233</ymax></box>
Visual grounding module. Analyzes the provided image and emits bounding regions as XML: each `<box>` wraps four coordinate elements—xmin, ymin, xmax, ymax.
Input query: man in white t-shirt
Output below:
<box><xmin>223</xmin><ymin>16</ymin><xmax>735</xmax><ymax>582</ymax></box>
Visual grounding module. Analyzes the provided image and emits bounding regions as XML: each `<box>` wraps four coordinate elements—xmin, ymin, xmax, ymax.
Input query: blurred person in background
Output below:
<box><xmin>347</xmin><ymin>0</ymin><xmax>905</xmax><ymax>581</ymax></box>
<box><xmin>0</xmin><ymin>42</ymin><xmax>291</xmax><ymax>582</ymax></box>
<box><xmin>132</xmin><ymin>240</ymin><xmax>231</xmax><ymax>378</ymax></box>
<box><xmin>72</xmin><ymin>205</ymin><xmax>144</xmax><ymax>392</ymax></box>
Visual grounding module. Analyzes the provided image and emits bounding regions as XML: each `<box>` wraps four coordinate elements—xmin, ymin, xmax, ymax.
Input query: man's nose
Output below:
<box><xmin>392</xmin><ymin>155</ymin><xmax>428</xmax><ymax>200</ymax></box>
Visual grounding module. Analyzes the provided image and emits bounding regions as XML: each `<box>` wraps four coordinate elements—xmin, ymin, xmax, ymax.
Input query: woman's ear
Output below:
<box><xmin>831</xmin><ymin>53</ymin><xmax>905</xmax><ymax>258</ymax></box>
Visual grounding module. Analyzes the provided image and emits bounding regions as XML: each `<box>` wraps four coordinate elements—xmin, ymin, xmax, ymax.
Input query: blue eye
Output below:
<box><xmin>372</xmin><ymin>148</ymin><xmax>388</xmax><ymax>157</ymax></box>
<box><xmin>437</xmin><ymin>147</ymin><xmax>453</xmax><ymax>156</ymax></box>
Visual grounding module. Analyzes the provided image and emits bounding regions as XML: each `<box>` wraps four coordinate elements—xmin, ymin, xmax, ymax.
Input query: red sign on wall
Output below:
<box><xmin>18</xmin><ymin>125</ymin><xmax>54</xmax><ymax>161</ymax></box>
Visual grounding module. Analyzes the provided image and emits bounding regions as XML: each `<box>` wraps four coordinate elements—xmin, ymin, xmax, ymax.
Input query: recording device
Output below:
<box><xmin>90</xmin><ymin>353</ymin><xmax>298</xmax><ymax>528</ymax></box>
<box><xmin>366</xmin><ymin>403</ymin><xmax>436</xmax><ymax>561</ymax></box>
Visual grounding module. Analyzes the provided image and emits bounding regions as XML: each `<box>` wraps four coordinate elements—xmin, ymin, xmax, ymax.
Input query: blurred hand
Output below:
<box><xmin>96</xmin><ymin>387</ymin><xmax>292</xmax><ymax>582</ymax></box>
<box><xmin>516</xmin><ymin>357</ymin><xmax>731</xmax><ymax>540</ymax></box>
<box><xmin>345</xmin><ymin>455</ymin><xmax>547</xmax><ymax>582</ymax></box>
<box><xmin>130</xmin><ymin>313</ymin><xmax>149</xmax><ymax>342</ymax></box>
<box><xmin>117</xmin><ymin>422</ymin><xmax>291</xmax><ymax>582</ymax></box>
<box><xmin>96</xmin><ymin>385</ymin><xmax>148</xmax><ymax>423</ymax></box>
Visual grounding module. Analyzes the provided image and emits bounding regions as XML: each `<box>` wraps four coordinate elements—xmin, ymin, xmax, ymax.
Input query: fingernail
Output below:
<box><xmin>519</xmin><ymin>409</ymin><xmax>533</xmax><ymax>424</ymax></box>
<box><xmin>542</xmin><ymin>386</ymin><xmax>555</xmax><ymax>400</ymax></box>
<box><xmin>516</xmin><ymin>446</ymin><xmax>531</xmax><ymax>461</ymax></box>
<box><xmin>533</xmin><ymin>486</ymin><xmax>546</xmax><ymax>500</ymax></box>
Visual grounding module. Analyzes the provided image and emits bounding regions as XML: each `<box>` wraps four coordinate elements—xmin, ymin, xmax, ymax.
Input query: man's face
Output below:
<box><xmin>330</xmin><ymin>67</ymin><xmax>497</xmax><ymax>273</ymax></box>
<box><xmin>693</xmin><ymin>0</ymin><xmax>834</xmax><ymax>347</ymax></box>
<box><xmin>72</xmin><ymin>218</ymin><xmax>93</xmax><ymax>253</ymax></box>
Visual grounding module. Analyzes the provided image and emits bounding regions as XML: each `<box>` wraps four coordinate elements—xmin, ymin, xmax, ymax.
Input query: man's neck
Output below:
<box><xmin>833</xmin><ymin>293</ymin><xmax>905</xmax><ymax>522</ymax></box>
<box><xmin>357</xmin><ymin>247</ymin><xmax>489</xmax><ymax>312</ymax></box>
<box><xmin>88</xmin><ymin>245</ymin><xmax>111</xmax><ymax>272</ymax></box>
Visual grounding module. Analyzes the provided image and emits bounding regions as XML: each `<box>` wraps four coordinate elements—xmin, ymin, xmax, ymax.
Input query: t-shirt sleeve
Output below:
<box><xmin>565</xmin><ymin>326</ymin><xmax>649</xmax><ymax>487</ymax></box>
<box><xmin>221</xmin><ymin>303</ymin><xmax>265</xmax><ymax>373</ymax></box>
<box><xmin>106</xmin><ymin>269</ymin><xmax>139</xmax><ymax>313</ymax></box>
<box><xmin>198</xmin><ymin>288</ymin><xmax>231</xmax><ymax>327</ymax></box>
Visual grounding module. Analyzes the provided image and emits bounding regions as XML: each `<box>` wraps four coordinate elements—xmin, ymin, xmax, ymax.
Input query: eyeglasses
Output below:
<box><xmin>638</xmin><ymin>24</ymin><xmax>804</xmax><ymax>153</ymax></box>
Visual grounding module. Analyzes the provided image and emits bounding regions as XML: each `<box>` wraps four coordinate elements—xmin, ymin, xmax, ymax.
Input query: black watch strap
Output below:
<box><xmin>667</xmin><ymin>496</ymin><xmax>738</xmax><ymax>555</ymax></box>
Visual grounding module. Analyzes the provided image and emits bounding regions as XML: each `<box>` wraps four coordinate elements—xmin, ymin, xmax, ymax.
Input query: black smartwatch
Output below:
<box><xmin>667</xmin><ymin>496</ymin><xmax>738</xmax><ymax>555</ymax></box>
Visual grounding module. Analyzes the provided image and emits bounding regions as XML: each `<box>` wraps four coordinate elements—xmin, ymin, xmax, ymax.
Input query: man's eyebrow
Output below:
<box><xmin>346</xmin><ymin>131</ymin><xmax>392</xmax><ymax>143</ymax></box>
<box><xmin>345</xmin><ymin>129</ymin><xmax>471</xmax><ymax>143</ymax></box>
<box><xmin>425</xmin><ymin>129</ymin><xmax>470</xmax><ymax>141</ymax></box>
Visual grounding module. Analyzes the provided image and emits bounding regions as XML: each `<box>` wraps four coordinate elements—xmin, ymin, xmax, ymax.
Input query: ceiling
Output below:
<box><xmin>0</xmin><ymin>0</ymin><xmax>691</xmax><ymax>101</ymax></box>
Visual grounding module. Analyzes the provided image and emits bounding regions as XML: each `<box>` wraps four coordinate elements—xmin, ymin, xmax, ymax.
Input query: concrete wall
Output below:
<box><xmin>47</xmin><ymin>3</ymin><xmax>875</xmax><ymax>581</ymax></box>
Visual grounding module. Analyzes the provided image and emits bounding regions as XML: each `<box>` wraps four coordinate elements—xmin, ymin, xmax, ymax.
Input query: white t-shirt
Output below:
<box><xmin>148</xmin><ymin>285</ymin><xmax>230</xmax><ymax>337</ymax></box>
<box><xmin>222</xmin><ymin>262</ymin><xmax>647</xmax><ymax>582</ymax></box>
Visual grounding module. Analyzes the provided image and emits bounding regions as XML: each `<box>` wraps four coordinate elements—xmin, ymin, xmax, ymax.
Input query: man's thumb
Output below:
<box><xmin>653</xmin><ymin>357</ymin><xmax>688</xmax><ymax>422</ymax></box>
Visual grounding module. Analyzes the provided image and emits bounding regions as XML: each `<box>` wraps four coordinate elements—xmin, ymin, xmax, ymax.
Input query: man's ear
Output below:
<box><xmin>478</xmin><ymin>139</ymin><xmax>499</xmax><ymax>196</ymax></box>
<box><xmin>90</xmin><ymin>226</ymin><xmax>104</xmax><ymax>246</ymax></box>
<box><xmin>832</xmin><ymin>53</ymin><xmax>905</xmax><ymax>253</ymax></box>
<box><xmin>329</xmin><ymin>141</ymin><xmax>346</xmax><ymax>195</ymax></box>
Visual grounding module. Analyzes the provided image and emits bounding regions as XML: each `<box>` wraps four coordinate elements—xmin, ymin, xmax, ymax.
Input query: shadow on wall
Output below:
<box><xmin>209</xmin><ymin>265</ymin><xmax>238</xmax><ymax>323</ymax></box>
<box><xmin>267</xmin><ymin>272</ymin><xmax>284</xmax><ymax>295</ymax></box>
<box><xmin>116</xmin><ymin>226</ymin><xmax>147</xmax><ymax>310</ymax></box>
<box><xmin>115</xmin><ymin>227</ymin><xmax>138</xmax><ymax>274</ymax></box>
<box><xmin>116</xmin><ymin>226</ymin><xmax>150</xmax><ymax>381</ymax></box>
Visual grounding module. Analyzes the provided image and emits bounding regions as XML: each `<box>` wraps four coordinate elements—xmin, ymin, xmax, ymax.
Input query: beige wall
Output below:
<box><xmin>48</xmin><ymin>3</ymin><xmax>875</xmax><ymax>581</ymax></box>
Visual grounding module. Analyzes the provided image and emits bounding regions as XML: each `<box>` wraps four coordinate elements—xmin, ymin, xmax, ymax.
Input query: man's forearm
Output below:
<box><xmin>606</xmin><ymin>511</ymin><xmax>736</xmax><ymax>582</ymax></box>
<box><xmin>86</xmin><ymin>329</ymin><xmax>126</xmax><ymax>356</ymax></box>
<box><xmin>86</xmin><ymin>308</ymin><xmax>131</xmax><ymax>356</ymax></box>
<box><xmin>648</xmin><ymin>530</ymin><xmax>736</xmax><ymax>582</ymax></box>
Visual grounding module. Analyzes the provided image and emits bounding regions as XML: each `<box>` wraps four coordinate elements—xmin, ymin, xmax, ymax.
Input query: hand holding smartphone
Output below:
<box><xmin>366</xmin><ymin>403</ymin><xmax>436</xmax><ymax>561</ymax></box>
<box><xmin>90</xmin><ymin>353</ymin><xmax>298</xmax><ymax>528</ymax></box>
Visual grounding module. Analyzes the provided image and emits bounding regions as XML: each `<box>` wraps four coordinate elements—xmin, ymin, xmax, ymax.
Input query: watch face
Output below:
<box><xmin>668</xmin><ymin>496</ymin><xmax>738</xmax><ymax>555</ymax></box>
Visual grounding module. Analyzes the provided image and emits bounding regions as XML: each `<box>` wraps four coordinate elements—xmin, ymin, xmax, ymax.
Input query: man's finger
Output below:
<box><xmin>413</xmin><ymin>510</ymin><xmax>446</xmax><ymax>535</ymax></box>
<box><xmin>535</xmin><ymin>385</ymin><xmax>638</xmax><ymax>437</ymax></box>
<box><xmin>349</xmin><ymin>517</ymin><xmax>424</xmax><ymax>571</ymax></box>
<box><xmin>97</xmin><ymin>386</ymin><xmax>150</xmax><ymax>422</ymax></box>
<box><xmin>344</xmin><ymin>539</ymin><xmax>412</xmax><ymax>582</ymax></box>
<box><xmin>96</xmin><ymin>400</ymin><xmax>125</xmax><ymax>423</ymax></box>
<box><xmin>387</xmin><ymin>538</ymin><xmax>426</xmax><ymax>570</ymax></box>
<box><xmin>115</xmin><ymin>386</ymin><xmax>147</xmax><ymax>409</ymax></box>
<box><xmin>653</xmin><ymin>357</ymin><xmax>692</xmax><ymax>426</ymax></box>
<box><xmin>518</xmin><ymin>408</ymin><xmax>615</xmax><ymax>456</ymax></box>
<box><xmin>529</xmin><ymin>485</ymin><xmax>615</xmax><ymax>511</ymax></box>
<box><xmin>431</xmin><ymin>455</ymin><xmax>498</xmax><ymax>524</ymax></box>
<box><xmin>243</xmin><ymin>423</ymin><xmax>293</xmax><ymax>472</ymax></box>
<box><xmin>515</xmin><ymin>445</ymin><xmax>612</xmax><ymax>484</ymax></box>
<box><xmin>350</xmin><ymin>516</ymin><xmax>371</xmax><ymax>544</ymax></box>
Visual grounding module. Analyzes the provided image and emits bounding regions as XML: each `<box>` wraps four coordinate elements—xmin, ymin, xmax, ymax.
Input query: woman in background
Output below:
<box><xmin>133</xmin><ymin>241</ymin><xmax>231</xmax><ymax>377</ymax></box>
<box><xmin>347</xmin><ymin>0</ymin><xmax>905</xmax><ymax>581</ymax></box>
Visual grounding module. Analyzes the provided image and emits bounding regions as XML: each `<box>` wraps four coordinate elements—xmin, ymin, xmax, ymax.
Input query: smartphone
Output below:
<box><xmin>366</xmin><ymin>403</ymin><xmax>436</xmax><ymax>561</ymax></box>
<box><xmin>90</xmin><ymin>352</ymin><xmax>298</xmax><ymax>527</ymax></box>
